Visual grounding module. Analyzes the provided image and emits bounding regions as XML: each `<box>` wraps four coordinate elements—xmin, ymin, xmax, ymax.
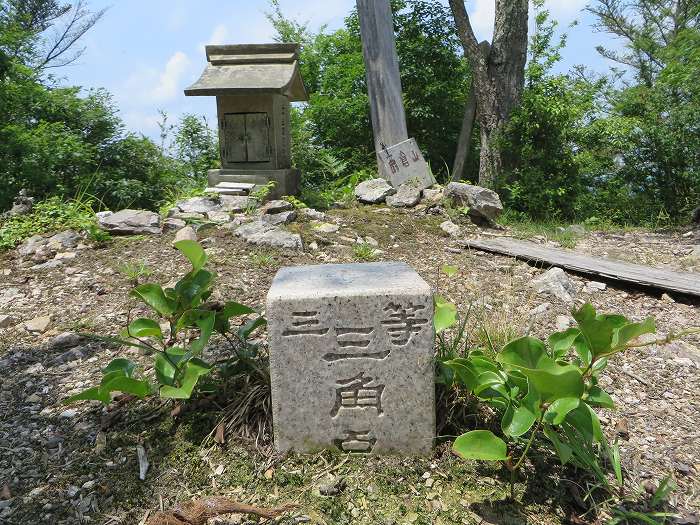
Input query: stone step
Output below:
<box><xmin>205</xmin><ymin>182</ymin><xmax>256</xmax><ymax>196</ymax></box>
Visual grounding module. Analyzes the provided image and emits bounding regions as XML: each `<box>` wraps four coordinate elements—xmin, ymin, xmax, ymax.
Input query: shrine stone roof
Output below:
<box><xmin>184</xmin><ymin>43</ymin><xmax>308</xmax><ymax>101</ymax></box>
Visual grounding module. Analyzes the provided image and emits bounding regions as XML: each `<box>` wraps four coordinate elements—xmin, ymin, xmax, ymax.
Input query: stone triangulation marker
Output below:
<box><xmin>267</xmin><ymin>262</ymin><xmax>435</xmax><ymax>455</ymax></box>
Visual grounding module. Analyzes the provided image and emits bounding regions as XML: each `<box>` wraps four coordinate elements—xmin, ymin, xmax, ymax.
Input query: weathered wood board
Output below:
<box><xmin>461</xmin><ymin>237</ymin><xmax>700</xmax><ymax>297</ymax></box>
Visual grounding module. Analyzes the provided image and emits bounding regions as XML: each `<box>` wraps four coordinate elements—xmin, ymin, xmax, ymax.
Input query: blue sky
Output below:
<box><xmin>56</xmin><ymin>0</ymin><xmax>619</xmax><ymax>139</ymax></box>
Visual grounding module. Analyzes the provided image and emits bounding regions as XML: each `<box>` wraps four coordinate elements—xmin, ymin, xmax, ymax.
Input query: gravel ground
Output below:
<box><xmin>0</xmin><ymin>206</ymin><xmax>698</xmax><ymax>524</ymax></box>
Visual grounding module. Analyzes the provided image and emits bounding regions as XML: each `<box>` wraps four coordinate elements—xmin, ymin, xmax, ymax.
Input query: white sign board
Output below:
<box><xmin>378</xmin><ymin>138</ymin><xmax>435</xmax><ymax>189</ymax></box>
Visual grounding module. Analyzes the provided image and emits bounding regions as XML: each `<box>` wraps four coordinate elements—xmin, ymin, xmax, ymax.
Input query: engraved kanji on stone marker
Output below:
<box><xmin>410</xmin><ymin>149</ymin><xmax>420</xmax><ymax>162</ymax></box>
<box><xmin>322</xmin><ymin>327</ymin><xmax>389</xmax><ymax>362</ymax></box>
<box><xmin>399</xmin><ymin>151</ymin><xmax>410</xmax><ymax>167</ymax></box>
<box><xmin>388</xmin><ymin>158</ymin><xmax>400</xmax><ymax>174</ymax></box>
<box><xmin>282</xmin><ymin>311</ymin><xmax>329</xmax><ymax>337</ymax></box>
<box><xmin>331</xmin><ymin>372</ymin><xmax>385</xmax><ymax>417</ymax></box>
<box><xmin>333</xmin><ymin>430</ymin><xmax>376</xmax><ymax>453</ymax></box>
<box><xmin>381</xmin><ymin>302</ymin><xmax>429</xmax><ymax>346</ymax></box>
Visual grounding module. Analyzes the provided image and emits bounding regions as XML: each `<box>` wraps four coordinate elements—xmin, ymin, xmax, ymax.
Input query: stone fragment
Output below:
<box><xmin>206</xmin><ymin>210</ymin><xmax>231</xmax><ymax>223</ymax></box>
<box><xmin>266</xmin><ymin>261</ymin><xmax>435</xmax><ymax>454</ymax></box>
<box><xmin>219</xmin><ymin>195</ymin><xmax>250</xmax><ymax>213</ymax></box>
<box><xmin>175</xmin><ymin>196</ymin><xmax>221</xmax><ymax>214</ymax></box>
<box><xmin>691</xmin><ymin>245</ymin><xmax>700</xmax><ymax>258</ymax></box>
<box><xmin>444</xmin><ymin>182</ymin><xmax>503</xmax><ymax>224</ymax></box>
<box><xmin>555</xmin><ymin>315</ymin><xmax>572</xmax><ymax>331</ymax></box>
<box><xmin>440</xmin><ymin>220</ymin><xmax>461</xmax><ymax>237</ymax></box>
<box><xmin>529</xmin><ymin>303</ymin><xmax>550</xmax><ymax>316</ymax></box>
<box><xmin>421</xmin><ymin>188</ymin><xmax>443</xmax><ymax>205</ymax></box>
<box><xmin>46</xmin><ymin>332</ymin><xmax>83</xmax><ymax>349</ymax></box>
<box><xmin>584</xmin><ymin>281</ymin><xmax>607</xmax><ymax>293</ymax></box>
<box><xmin>260</xmin><ymin>200</ymin><xmax>293</xmax><ymax>214</ymax></box>
<box><xmin>0</xmin><ymin>315</ymin><xmax>15</xmax><ymax>328</ymax></box>
<box><xmin>24</xmin><ymin>316</ymin><xmax>51</xmax><ymax>333</ymax></box>
<box><xmin>531</xmin><ymin>267</ymin><xmax>576</xmax><ymax>303</ymax></box>
<box><xmin>46</xmin><ymin>231</ymin><xmax>81</xmax><ymax>251</ymax></box>
<box><xmin>299</xmin><ymin>208</ymin><xmax>327</xmax><ymax>221</ymax></box>
<box><xmin>354</xmin><ymin>179</ymin><xmax>396</xmax><ymax>204</ymax></box>
<box><xmin>235</xmin><ymin>220</ymin><xmax>303</xmax><ymax>250</ymax></box>
<box><xmin>162</xmin><ymin>218</ymin><xmax>186</xmax><ymax>232</ymax></box>
<box><xmin>98</xmin><ymin>209</ymin><xmax>161</xmax><ymax>235</ymax></box>
<box><xmin>59</xmin><ymin>409</ymin><xmax>77</xmax><ymax>419</ymax></box>
<box><xmin>261</xmin><ymin>210</ymin><xmax>297</xmax><ymax>226</ymax></box>
<box><xmin>174</xmin><ymin>226</ymin><xmax>197</xmax><ymax>244</ymax></box>
<box><xmin>18</xmin><ymin>235</ymin><xmax>45</xmax><ymax>257</ymax></box>
<box><xmin>54</xmin><ymin>252</ymin><xmax>77</xmax><ymax>260</ymax></box>
<box><xmin>386</xmin><ymin>184</ymin><xmax>422</xmax><ymax>208</ymax></box>
<box><xmin>313</xmin><ymin>222</ymin><xmax>340</xmax><ymax>234</ymax></box>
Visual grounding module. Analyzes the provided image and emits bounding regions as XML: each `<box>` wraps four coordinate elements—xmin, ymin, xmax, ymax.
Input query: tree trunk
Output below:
<box><xmin>448</xmin><ymin>0</ymin><xmax>528</xmax><ymax>188</ymax></box>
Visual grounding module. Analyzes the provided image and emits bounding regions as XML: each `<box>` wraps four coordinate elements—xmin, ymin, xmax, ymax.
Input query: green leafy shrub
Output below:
<box><xmin>0</xmin><ymin>196</ymin><xmax>98</xmax><ymax>250</ymax></box>
<box><xmin>65</xmin><ymin>240</ymin><xmax>265</xmax><ymax>404</ymax></box>
<box><xmin>438</xmin><ymin>300</ymin><xmax>659</xmax><ymax>499</ymax></box>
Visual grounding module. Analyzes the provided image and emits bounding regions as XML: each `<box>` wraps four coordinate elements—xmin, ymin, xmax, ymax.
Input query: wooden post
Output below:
<box><xmin>357</xmin><ymin>0</ymin><xmax>409</xmax><ymax>171</ymax></box>
<box><xmin>451</xmin><ymin>86</ymin><xmax>476</xmax><ymax>181</ymax></box>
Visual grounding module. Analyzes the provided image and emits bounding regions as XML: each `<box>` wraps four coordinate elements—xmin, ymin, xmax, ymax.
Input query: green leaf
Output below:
<box><xmin>548</xmin><ymin>328</ymin><xmax>580</xmax><ymax>359</ymax></box>
<box><xmin>174</xmin><ymin>240</ymin><xmax>207</xmax><ymax>273</ymax></box>
<box><xmin>585</xmin><ymin>386</ymin><xmax>614</xmax><ymax>408</ymax></box>
<box><xmin>434</xmin><ymin>295</ymin><xmax>457</xmax><ymax>334</ymax></box>
<box><xmin>214</xmin><ymin>301</ymin><xmax>256</xmax><ymax>333</ymax></box>
<box><xmin>613</xmin><ymin>317</ymin><xmax>656</xmax><ymax>349</ymax></box>
<box><xmin>452</xmin><ymin>430</ymin><xmax>508</xmax><ymax>461</ymax></box>
<box><xmin>445</xmin><ymin>359</ymin><xmax>478</xmax><ymax>391</ymax></box>
<box><xmin>131</xmin><ymin>284</ymin><xmax>177</xmax><ymax>317</ymax></box>
<box><xmin>100</xmin><ymin>376</ymin><xmax>151</xmax><ymax>399</ymax></box>
<box><xmin>175</xmin><ymin>269</ymin><xmax>215</xmax><ymax>308</ymax></box>
<box><xmin>159</xmin><ymin>358</ymin><xmax>212</xmax><ymax>399</ymax></box>
<box><xmin>154</xmin><ymin>347</ymin><xmax>186</xmax><ymax>386</ymax></box>
<box><xmin>498</xmin><ymin>337</ymin><xmax>548</xmax><ymax>369</ymax></box>
<box><xmin>238</xmin><ymin>316</ymin><xmax>267</xmax><ymax>340</ymax></box>
<box><xmin>565</xmin><ymin>403</ymin><xmax>604</xmax><ymax>444</ymax></box>
<box><xmin>441</xmin><ymin>264</ymin><xmax>458</xmax><ymax>277</ymax></box>
<box><xmin>121</xmin><ymin>318</ymin><xmax>162</xmax><ymax>339</ymax></box>
<box><xmin>64</xmin><ymin>386</ymin><xmax>110</xmax><ymax>404</ymax></box>
<box><xmin>499</xmin><ymin>337</ymin><xmax>584</xmax><ymax>402</ymax></box>
<box><xmin>103</xmin><ymin>358</ymin><xmax>137</xmax><ymax>377</ymax></box>
<box><xmin>544</xmin><ymin>397</ymin><xmax>580</xmax><ymax>425</ymax></box>
<box><xmin>543</xmin><ymin>425</ymin><xmax>573</xmax><ymax>465</ymax></box>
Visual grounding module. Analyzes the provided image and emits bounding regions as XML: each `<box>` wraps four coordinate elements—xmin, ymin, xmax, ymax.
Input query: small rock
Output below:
<box><xmin>174</xmin><ymin>226</ymin><xmax>197</xmax><ymax>244</ymax></box>
<box><xmin>555</xmin><ymin>315</ymin><xmax>572</xmax><ymax>331</ymax></box>
<box><xmin>386</xmin><ymin>183</ymin><xmax>421</xmax><ymax>208</ymax></box>
<box><xmin>219</xmin><ymin>195</ymin><xmax>250</xmax><ymax>213</ymax></box>
<box><xmin>206</xmin><ymin>210</ymin><xmax>231</xmax><ymax>224</ymax></box>
<box><xmin>319</xmin><ymin>477</ymin><xmax>347</xmax><ymax>497</ymax></box>
<box><xmin>235</xmin><ymin>220</ymin><xmax>303</xmax><ymax>250</ymax></box>
<box><xmin>46</xmin><ymin>332</ymin><xmax>83</xmax><ymax>349</ymax></box>
<box><xmin>81</xmin><ymin>480</ymin><xmax>96</xmax><ymax>490</ymax></box>
<box><xmin>174</xmin><ymin>196</ymin><xmax>221</xmax><ymax>215</ymax></box>
<box><xmin>364</xmin><ymin>236</ymin><xmax>379</xmax><ymax>247</ymax></box>
<box><xmin>0</xmin><ymin>315</ymin><xmax>15</xmax><ymax>329</ymax></box>
<box><xmin>531</xmin><ymin>267</ymin><xmax>576</xmax><ymax>303</ymax></box>
<box><xmin>98</xmin><ymin>209</ymin><xmax>161</xmax><ymax>235</ymax></box>
<box><xmin>615</xmin><ymin>418</ymin><xmax>629</xmax><ymax>440</ymax></box>
<box><xmin>53</xmin><ymin>252</ymin><xmax>77</xmax><ymax>260</ymax></box>
<box><xmin>60</xmin><ymin>409</ymin><xmax>77</xmax><ymax>419</ymax></box>
<box><xmin>355</xmin><ymin>178</ymin><xmax>396</xmax><ymax>204</ymax></box>
<box><xmin>422</xmin><ymin>188</ymin><xmax>443</xmax><ymax>205</ymax></box>
<box><xmin>24</xmin><ymin>316</ymin><xmax>51</xmax><ymax>333</ymax></box>
<box><xmin>261</xmin><ymin>210</ymin><xmax>297</xmax><ymax>226</ymax></box>
<box><xmin>584</xmin><ymin>281</ymin><xmax>607</xmax><ymax>293</ymax></box>
<box><xmin>308</xmin><ymin>241</ymin><xmax>319</xmax><ymax>251</ymax></box>
<box><xmin>444</xmin><ymin>182</ymin><xmax>503</xmax><ymax>225</ymax></box>
<box><xmin>299</xmin><ymin>208</ymin><xmax>326</xmax><ymax>221</ymax></box>
<box><xmin>162</xmin><ymin>218</ymin><xmax>186</xmax><ymax>232</ymax></box>
<box><xmin>260</xmin><ymin>200</ymin><xmax>293</xmax><ymax>214</ymax></box>
<box><xmin>26</xmin><ymin>393</ymin><xmax>41</xmax><ymax>403</ymax></box>
<box><xmin>661</xmin><ymin>293</ymin><xmax>675</xmax><ymax>303</ymax></box>
<box><xmin>313</xmin><ymin>222</ymin><xmax>340</xmax><ymax>234</ymax></box>
<box><xmin>66</xmin><ymin>486</ymin><xmax>80</xmax><ymax>498</ymax></box>
<box><xmin>440</xmin><ymin>220</ymin><xmax>461</xmax><ymax>237</ymax></box>
<box><xmin>529</xmin><ymin>303</ymin><xmax>550</xmax><ymax>316</ymax></box>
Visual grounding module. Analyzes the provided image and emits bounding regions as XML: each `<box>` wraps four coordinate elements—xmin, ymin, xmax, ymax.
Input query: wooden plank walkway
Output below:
<box><xmin>461</xmin><ymin>237</ymin><xmax>700</xmax><ymax>298</ymax></box>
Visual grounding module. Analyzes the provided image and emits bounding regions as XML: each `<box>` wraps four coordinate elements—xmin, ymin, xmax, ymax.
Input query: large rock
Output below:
<box><xmin>173</xmin><ymin>196</ymin><xmax>221</xmax><ymax>215</ymax></box>
<box><xmin>98</xmin><ymin>209</ymin><xmax>161</xmax><ymax>235</ymax></box>
<box><xmin>531</xmin><ymin>267</ymin><xmax>577</xmax><ymax>303</ymax></box>
<box><xmin>355</xmin><ymin>179</ymin><xmax>396</xmax><ymax>204</ymax></box>
<box><xmin>260</xmin><ymin>200</ymin><xmax>293</xmax><ymax>215</ymax></box>
<box><xmin>261</xmin><ymin>210</ymin><xmax>297</xmax><ymax>226</ymax></box>
<box><xmin>444</xmin><ymin>182</ymin><xmax>503</xmax><ymax>225</ymax></box>
<box><xmin>386</xmin><ymin>184</ymin><xmax>422</xmax><ymax>208</ymax></box>
<box><xmin>219</xmin><ymin>195</ymin><xmax>250</xmax><ymax>213</ymax></box>
<box><xmin>266</xmin><ymin>261</ymin><xmax>435</xmax><ymax>454</ymax></box>
<box><xmin>235</xmin><ymin>220</ymin><xmax>302</xmax><ymax>250</ymax></box>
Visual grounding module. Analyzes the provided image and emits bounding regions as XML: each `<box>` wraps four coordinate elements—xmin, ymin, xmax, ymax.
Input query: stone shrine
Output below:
<box><xmin>266</xmin><ymin>262</ymin><xmax>435</xmax><ymax>455</ymax></box>
<box><xmin>184</xmin><ymin>43</ymin><xmax>307</xmax><ymax>199</ymax></box>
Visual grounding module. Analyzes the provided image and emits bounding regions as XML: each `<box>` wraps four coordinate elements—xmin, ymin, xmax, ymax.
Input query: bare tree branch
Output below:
<box><xmin>447</xmin><ymin>0</ymin><xmax>483</xmax><ymax>68</ymax></box>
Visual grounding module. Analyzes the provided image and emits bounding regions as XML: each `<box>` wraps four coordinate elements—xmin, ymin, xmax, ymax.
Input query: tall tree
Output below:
<box><xmin>448</xmin><ymin>0</ymin><xmax>529</xmax><ymax>187</ymax></box>
<box><xmin>588</xmin><ymin>0</ymin><xmax>700</xmax><ymax>87</ymax></box>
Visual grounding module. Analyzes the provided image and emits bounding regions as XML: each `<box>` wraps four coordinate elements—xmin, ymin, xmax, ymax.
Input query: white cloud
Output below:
<box><xmin>149</xmin><ymin>51</ymin><xmax>191</xmax><ymax>102</ymax></box>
